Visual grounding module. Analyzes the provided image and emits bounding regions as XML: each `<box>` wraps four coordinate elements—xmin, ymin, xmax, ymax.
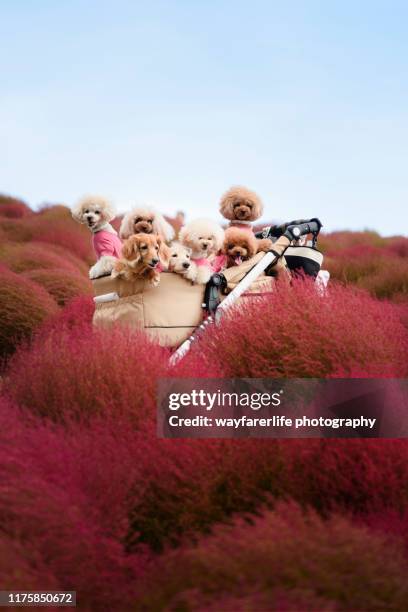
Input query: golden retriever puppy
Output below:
<box><xmin>112</xmin><ymin>233</ymin><xmax>170</xmax><ymax>286</ymax></box>
<box><xmin>119</xmin><ymin>206</ymin><xmax>175</xmax><ymax>242</ymax></box>
<box><xmin>219</xmin><ymin>185</ymin><xmax>264</xmax><ymax>229</ymax></box>
<box><xmin>168</xmin><ymin>242</ymin><xmax>198</xmax><ymax>282</ymax></box>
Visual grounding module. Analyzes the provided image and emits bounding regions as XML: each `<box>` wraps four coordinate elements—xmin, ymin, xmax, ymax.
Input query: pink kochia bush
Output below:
<box><xmin>283</xmin><ymin>439</ymin><xmax>408</xmax><ymax>516</ymax></box>
<box><xmin>22</xmin><ymin>268</ymin><xmax>92</xmax><ymax>306</ymax></box>
<box><xmin>0</xmin><ymin>242</ymin><xmax>87</xmax><ymax>275</ymax></box>
<box><xmin>136</xmin><ymin>502</ymin><xmax>408</xmax><ymax>611</ymax></box>
<box><xmin>31</xmin><ymin>224</ymin><xmax>94</xmax><ymax>265</ymax></box>
<box><xmin>187</xmin><ymin>279</ymin><xmax>408</xmax><ymax>378</ymax></box>
<box><xmin>0</xmin><ymin>398</ymin><xmax>148</xmax><ymax>609</ymax></box>
<box><xmin>327</xmin><ymin>245</ymin><xmax>408</xmax><ymax>300</ymax></box>
<box><xmin>40</xmin><ymin>295</ymin><xmax>95</xmax><ymax>334</ymax></box>
<box><xmin>0</xmin><ymin>194</ymin><xmax>32</xmax><ymax>218</ymax></box>
<box><xmin>7</xmin><ymin>326</ymin><xmax>170</xmax><ymax>423</ymax></box>
<box><xmin>0</xmin><ymin>268</ymin><xmax>58</xmax><ymax>360</ymax></box>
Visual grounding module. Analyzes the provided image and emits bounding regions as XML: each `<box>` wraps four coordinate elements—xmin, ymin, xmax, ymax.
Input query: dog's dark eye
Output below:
<box><xmin>135</xmin><ymin>218</ymin><xmax>142</xmax><ymax>223</ymax></box>
<box><xmin>95</xmin><ymin>210</ymin><xmax>100</xmax><ymax>214</ymax></box>
<box><xmin>228</xmin><ymin>244</ymin><xmax>233</xmax><ymax>249</ymax></box>
<box><xmin>148</xmin><ymin>219</ymin><xmax>153</xmax><ymax>224</ymax></box>
<box><xmin>171</xmin><ymin>253</ymin><xmax>177</xmax><ymax>257</ymax></box>
<box><xmin>186</xmin><ymin>254</ymin><xmax>190</xmax><ymax>258</ymax></box>
<box><xmin>85</xmin><ymin>209</ymin><xmax>89</xmax><ymax>214</ymax></box>
<box><xmin>156</xmin><ymin>246</ymin><xmax>159</xmax><ymax>250</ymax></box>
<box><xmin>141</xmin><ymin>245</ymin><xmax>147</xmax><ymax>250</ymax></box>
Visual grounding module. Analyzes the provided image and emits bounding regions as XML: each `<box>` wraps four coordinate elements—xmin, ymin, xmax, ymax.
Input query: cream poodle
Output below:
<box><xmin>119</xmin><ymin>206</ymin><xmax>175</xmax><ymax>242</ymax></box>
<box><xmin>71</xmin><ymin>194</ymin><xmax>122</xmax><ymax>279</ymax></box>
<box><xmin>179</xmin><ymin>218</ymin><xmax>224</xmax><ymax>284</ymax></box>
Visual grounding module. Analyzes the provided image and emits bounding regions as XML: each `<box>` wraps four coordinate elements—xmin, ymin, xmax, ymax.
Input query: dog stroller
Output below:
<box><xmin>92</xmin><ymin>219</ymin><xmax>324</xmax><ymax>359</ymax></box>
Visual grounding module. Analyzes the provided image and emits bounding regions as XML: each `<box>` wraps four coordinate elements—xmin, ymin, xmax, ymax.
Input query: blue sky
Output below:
<box><xmin>1</xmin><ymin>1</ymin><xmax>407</xmax><ymax>235</ymax></box>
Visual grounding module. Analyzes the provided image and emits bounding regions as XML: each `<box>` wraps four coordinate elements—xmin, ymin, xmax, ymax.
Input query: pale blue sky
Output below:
<box><xmin>1</xmin><ymin>1</ymin><xmax>407</xmax><ymax>234</ymax></box>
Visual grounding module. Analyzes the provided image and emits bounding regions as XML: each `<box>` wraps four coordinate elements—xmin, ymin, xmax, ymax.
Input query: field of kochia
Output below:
<box><xmin>1</xmin><ymin>193</ymin><xmax>408</xmax><ymax>611</ymax></box>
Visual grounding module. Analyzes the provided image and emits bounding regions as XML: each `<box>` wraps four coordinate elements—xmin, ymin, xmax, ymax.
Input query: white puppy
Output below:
<box><xmin>179</xmin><ymin>218</ymin><xmax>224</xmax><ymax>284</ymax></box>
<box><xmin>71</xmin><ymin>195</ymin><xmax>123</xmax><ymax>279</ymax></box>
<box><xmin>119</xmin><ymin>206</ymin><xmax>175</xmax><ymax>242</ymax></box>
<box><xmin>168</xmin><ymin>242</ymin><xmax>197</xmax><ymax>282</ymax></box>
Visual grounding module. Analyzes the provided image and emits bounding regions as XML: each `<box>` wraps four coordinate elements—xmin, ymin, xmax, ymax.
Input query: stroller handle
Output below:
<box><xmin>256</xmin><ymin>218</ymin><xmax>322</xmax><ymax>242</ymax></box>
<box><xmin>284</xmin><ymin>218</ymin><xmax>322</xmax><ymax>241</ymax></box>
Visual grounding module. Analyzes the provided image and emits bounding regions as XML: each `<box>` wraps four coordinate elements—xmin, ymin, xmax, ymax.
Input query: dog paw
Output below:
<box><xmin>89</xmin><ymin>263</ymin><xmax>99</xmax><ymax>279</ymax></box>
<box><xmin>89</xmin><ymin>256</ymin><xmax>117</xmax><ymax>279</ymax></box>
<box><xmin>194</xmin><ymin>266</ymin><xmax>212</xmax><ymax>285</ymax></box>
<box><xmin>256</xmin><ymin>238</ymin><xmax>273</xmax><ymax>253</ymax></box>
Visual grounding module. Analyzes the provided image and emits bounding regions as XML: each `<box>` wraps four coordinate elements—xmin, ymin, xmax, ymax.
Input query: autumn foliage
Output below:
<box><xmin>1</xmin><ymin>192</ymin><xmax>408</xmax><ymax>610</ymax></box>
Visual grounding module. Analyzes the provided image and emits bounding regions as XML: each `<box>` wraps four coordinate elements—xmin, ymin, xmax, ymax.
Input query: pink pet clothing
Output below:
<box><xmin>92</xmin><ymin>227</ymin><xmax>123</xmax><ymax>259</ymax></box>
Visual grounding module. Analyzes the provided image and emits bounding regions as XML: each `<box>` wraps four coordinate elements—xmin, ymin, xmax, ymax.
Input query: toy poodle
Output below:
<box><xmin>179</xmin><ymin>218</ymin><xmax>224</xmax><ymax>284</ymax></box>
<box><xmin>119</xmin><ymin>206</ymin><xmax>175</xmax><ymax>242</ymax></box>
<box><xmin>112</xmin><ymin>233</ymin><xmax>170</xmax><ymax>286</ymax></box>
<box><xmin>71</xmin><ymin>194</ymin><xmax>123</xmax><ymax>279</ymax></box>
<box><xmin>219</xmin><ymin>185</ymin><xmax>263</xmax><ymax>230</ymax></box>
<box><xmin>219</xmin><ymin>227</ymin><xmax>273</xmax><ymax>268</ymax></box>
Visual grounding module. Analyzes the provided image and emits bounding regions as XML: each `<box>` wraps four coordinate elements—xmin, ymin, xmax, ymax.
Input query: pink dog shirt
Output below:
<box><xmin>92</xmin><ymin>229</ymin><xmax>123</xmax><ymax>259</ymax></box>
<box><xmin>212</xmin><ymin>254</ymin><xmax>227</xmax><ymax>273</ymax></box>
<box><xmin>192</xmin><ymin>257</ymin><xmax>211</xmax><ymax>267</ymax></box>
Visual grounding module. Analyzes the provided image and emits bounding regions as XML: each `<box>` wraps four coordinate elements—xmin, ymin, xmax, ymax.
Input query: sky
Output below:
<box><xmin>1</xmin><ymin>0</ymin><xmax>407</xmax><ymax>235</ymax></box>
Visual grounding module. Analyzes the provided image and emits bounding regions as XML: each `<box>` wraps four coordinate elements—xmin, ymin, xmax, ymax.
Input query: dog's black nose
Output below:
<box><xmin>151</xmin><ymin>258</ymin><xmax>159</xmax><ymax>265</ymax></box>
<box><xmin>183</xmin><ymin>262</ymin><xmax>190</xmax><ymax>269</ymax></box>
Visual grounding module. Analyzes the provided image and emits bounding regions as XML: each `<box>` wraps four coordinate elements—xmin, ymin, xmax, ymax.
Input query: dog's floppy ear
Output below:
<box><xmin>119</xmin><ymin>211</ymin><xmax>135</xmax><ymax>240</ymax></box>
<box><xmin>152</xmin><ymin>211</ymin><xmax>175</xmax><ymax>242</ymax></box>
<box><xmin>121</xmin><ymin>236</ymin><xmax>141</xmax><ymax>262</ymax></box>
<box><xmin>221</xmin><ymin>228</ymin><xmax>234</xmax><ymax>254</ymax></box>
<box><xmin>157</xmin><ymin>236</ymin><xmax>171</xmax><ymax>269</ymax></box>
<box><xmin>213</xmin><ymin>225</ymin><xmax>225</xmax><ymax>251</ymax></box>
<box><xmin>71</xmin><ymin>202</ymin><xmax>86</xmax><ymax>223</ymax></box>
<box><xmin>179</xmin><ymin>225</ymin><xmax>192</xmax><ymax>248</ymax></box>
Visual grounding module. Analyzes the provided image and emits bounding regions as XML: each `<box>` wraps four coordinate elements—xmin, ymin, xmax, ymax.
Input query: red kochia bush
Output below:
<box><xmin>0</xmin><ymin>242</ymin><xmax>87</xmax><ymax>275</ymax></box>
<box><xmin>282</xmin><ymin>439</ymin><xmax>408</xmax><ymax>516</ymax></box>
<box><xmin>0</xmin><ymin>194</ymin><xmax>32</xmax><ymax>218</ymax></box>
<box><xmin>28</xmin><ymin>207</ymin><xmax>94</xmax><ymax>263</ymax></box>
<box><xmin>0</xmin><ymin>218</ymin><xmax>34</xmax><ymax>242</ymax></box>
<box><xmin>31</xmin><ymin>224</ymin><xmax>94</xmax><ymax>264</ymax></box>
<box><xmin>125</xmin><ymin>438</ymin><xmax>285</xmax><ymax>552</ymax></box>
<box><xmin>7</xmin><ymin>326</ymin><xmax>170</xmax><ymax>422</ymax></box>
<box><xmin>40</xmin><ymin>295</ymin><xmax>95</xmax><ymax>335</ymax></box>
<box><xmin>22</xmin><ymin>268</ymin><xmax>92</xmax><ymax>306</ymax></box>
<box><xmin>136</xmin><ymin>503</ymin><xmax>408</xmax><ymax>611</ymax></box>
<box><xmin>0</xmin><ymin>269</ymin><xmax>58</xmax><ymax>359</ymax></box>
<box><xmin>189</xmin><ymin>279</ymin><xmax>408</xmax><ymax>378</ymax></box>
<box><xmin>0</xmin><ymin>398</ymin><xmax>148</xmax><ymax>609</ymax></box>
<box><xmin>327</xmin><ymin>245</ymin><xmax>408</xmax><ymax>300</ymax></box>
<box><xmin>318</xmin><ymin>230</ymin><xmax>385</xmax><ymax>254</ymax></box>
<box><xmin>385</xmin><ymin>236</ymin><xmax>408</xmax><ymax>258</ymax></box>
